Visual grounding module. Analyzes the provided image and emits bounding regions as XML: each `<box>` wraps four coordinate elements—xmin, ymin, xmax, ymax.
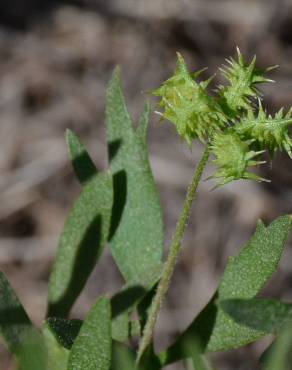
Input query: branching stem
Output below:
<box><xmin>137</xmin><ymin>144</ymin><xmax>210</xmax><ymax>363</ymax></box>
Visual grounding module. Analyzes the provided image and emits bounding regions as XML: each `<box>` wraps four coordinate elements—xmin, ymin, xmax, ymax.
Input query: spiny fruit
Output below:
<box><xmin>236</xmin><ymin>101</ymin><xmax>292</xmax><ymax>158</ymax></box>
<box><xmin>153</xmin><ymin>48</ymin><xmax>292</xmax><ymax>187</ymax></box>
<box><xmin>218</xmin><ymin>47</ymin><xmax>274</xmax><ymax>116</ymax></box>
<box><xmin>153</xmin><ymin>53</ymin><xmax>226</xmax><ymax>145</ymax></box>
<box><xmin>210</xmin><ymin>130</ymin><xmax>267</xmax><ymax>187</ymax></box>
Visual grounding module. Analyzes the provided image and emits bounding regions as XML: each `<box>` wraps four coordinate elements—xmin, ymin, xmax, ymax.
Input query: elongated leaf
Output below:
<box><xmin>48</xmin><ymin>172</ymin><xmax>113</xmax><ymax>317</ymax></box>
<box><xmin>106</xmin><ymin>70</ymin><xmax>163</xmax><ymax>286</ymax></box>
<box><xmin>191</xmin><ymin>355</ymin><xmax>211</xmax><ymax>370</ymax></box>
<box><xmin>137</xmin><ymin>283</ymin><xmax>157</xmax><ymax>334</ymax></box>
<box><xmin>0</xmin><ymin>272</ymin><xmax>47</xmax><ymax>370</ymax></box>
<box><xmin>111</xmin><ymin>342</ymin><xmax>136</xmax><ymax>370</ymax></box>
<box><xmin>207</xmin><ymin>216</ymin><xmax>291</xmax><ymax>351</ymax></box>
<box><xmin>66</xmin><ymin>129</ymin><xmax>98</xmax><ymax>185</ymax></box>
<box><xmin>222</xmin><ymin>298</ymin><xmax>292</xmax><ymax>370</ymax></box>
<box><xmin>46</xmin><ymin>318</ymin><xmax>82</xmax><ymax>349</ymax></box>
<box><xmin>48</xmin><ymin>285</ymin><xmax>145</xmax><ymax>347</ymax></box>
<box><xmin>178</xmin><ymin>339</ymin><xmax>212</xmax><ymax>370</ymax></box>
<box><xmin>264</xmin><ymin>323</ymin><xmax>292</xmax><ymax>370</ymax></box>
<box><xmin>160</xmin><ymin>215</ymin><xmax>292</xmax><ymax>365</ymax></box>
<box><xmin>139</xmin><ymin>344</ymin><xmax>162</xmax><ymax>370</ymax></box>
<box><xmin>43</xmin><ymin>323</ymin><xmax>69</xmax><ymax>370</ymax></box>
<box><xmin>111</xmin><ymin>313</ymin><xmax>129</xmax><ymax>343</ymax></box>
<box><xmin>111</xmin><ymin>284</ymin><xmax>145</xmax><ymax>342</ymax></box>
<box><xmin>68</xmin><ymin>296</ymin><xmax>112</xmax><ymax>370</ymax></box>
<box><xmin>221</xmin><ymin>298</ymin><xmax>292</xmax><ymax>333</ymax></box>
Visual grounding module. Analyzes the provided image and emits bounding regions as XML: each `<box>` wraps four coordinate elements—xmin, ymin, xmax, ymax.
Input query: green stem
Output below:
<box><xmin>137</xmin><ymin>144</ymin><xmax>210</xmax><ymax>363</ymax></box>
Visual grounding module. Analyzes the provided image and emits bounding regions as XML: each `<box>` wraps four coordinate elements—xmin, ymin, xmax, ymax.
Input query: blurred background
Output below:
<box><xmin>1</xmin><ymin>0</ymin><xmax>292</xmax><ymax>369</ymax></box>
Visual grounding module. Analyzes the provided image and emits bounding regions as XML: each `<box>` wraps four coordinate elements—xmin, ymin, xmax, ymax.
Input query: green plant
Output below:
<box><xmin>1</xmin><ymin>49</ymin><xmax>292</xmax><ymax>370</ymax></box>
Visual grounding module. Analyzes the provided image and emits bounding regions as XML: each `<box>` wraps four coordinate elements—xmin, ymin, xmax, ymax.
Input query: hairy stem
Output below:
<box><xmin>137</xmin><ymin>144</ymin><xmax>210</xmax><ymax>362</ymax></box>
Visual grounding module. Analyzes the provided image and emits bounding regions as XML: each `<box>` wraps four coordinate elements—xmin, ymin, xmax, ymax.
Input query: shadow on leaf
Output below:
<box><xmin>48</xmin><ymin>215</ymin><xmax>102</xmax><ymax>317</ymax></box>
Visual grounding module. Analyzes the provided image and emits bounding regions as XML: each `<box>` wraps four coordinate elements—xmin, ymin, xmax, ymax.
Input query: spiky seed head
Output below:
<box><xmin>218</xmin><ymin>47</ymin><xmax>275</xmax><ymax>116</ymax></box>
<box><xmin>235</xmin><ymin>101</ymin><xmax>292</xmax><ymax>158</ymax></box>
<box><xmin>152</xmin><ymin>49</ymin><xmax>292</xmax><ymax>188</ymax></box>
<box><xmin>210</xmin><ymin>130</ymin><xmax>267</xmax><ymax>187</ymax></box>
<box><xmin>152</xmin><ymin>53</ymin><xmax>226</xmax><ymax>144</ymax></box>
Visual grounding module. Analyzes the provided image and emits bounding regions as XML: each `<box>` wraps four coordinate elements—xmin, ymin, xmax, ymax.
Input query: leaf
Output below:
<box><xmin>176</xmin><ymin>338</ymin><xmax>212</xmax><ymax>370</ymax></box>
<box><xmin>42</xmin><ymin>323</ymin><xmax>69</xmax><ymax>370</ymax></box>
<box><xmin>138</xmin><ymin>344</ymin><xmax>162</xmax><ymax>370</ymax></box>
<box><xmin>110</xmin><ymin>342</ymin><xmax>136</xmax><ymax>370</ymax></box>
<box><xmin>191</xmin><ymin>354</ymin><xmax>212</xmax><ymax>370</ymax></box>
<box><xmin>264</xmin><ymin>323</ymin><xmax>292</xmax><ymax>370</ymax></box>
<box><xmin>68</xmin><ymin>296</ymin><xmax>112</xmax><ymax>370</ymax></box>
<box><xmin>137</xmin><ymin>283</ymin><xmax>157</xmax><ymax>334</ymax></box>
<box><xmin>158</xmin><ymin>299</ymin><xmax>217</xmax><ymax>367</ymax></box>
<box><xmin>48</xmin><ymin>286</ymin><xmax>145</xmax><ymax>347</ymax></box>
<box><xmin>111</xmin><ymin>341</ymin><xmax>163</xmax><ymax>370</ymax></box>
<box><xmin>160</xmin><ymin>215</ymin><xmax>292</xmax><ymax>365</ymax></box>
<box><xmin>129</xmin><ymin>320</ymin><xmax>141</xmax><ymax>337</ymax></box>
<box><xmin>111</xmin><ymin>285</ymin><xmax>145</xmax><ymax>342</ymax></box>
<box><xmin>221</xmin><ymin>298</ymin><xmax>292</xmax><ymax>333</ymax></box>
<box><xmin>219</xmin><ymin>299</ymin><xmax>292</xmax><ymax>369</ymax></box>
<box><xmin>0</xmin><ymin>271</ymin><xmax>47</xmax><ymax>370</ymax></box>
<box><xmin>106</xmin><ymin>69</ymin><xmax>163</xmax><ymax>286</ymax></box>
<box><xmin>187</xmin><ymin>342</ymin><xmax>212</xmax><ymax>370</ymax></box>
<box><xmin>66</xmin><ymin>129</ymin><xmax>98</xmax><ymax>185</ymax></box>
<box><xmin>46</xmin><ymin>318</ymin><xmax>82</xmax><ymax>349</ymax></box>
<box><xmin>47</xmin><ymin>171</ymin><xmax>113</xmax><ymax>317</ymax></box>
<box><xmin>207</xmin><ymin>216</ymin><xmax>291</xmax><ymax>351</ymax></box>
<box><xmin>111</xmin><ymin>314</ymin><xmax>129</xmax><ymax>343</ymax></box>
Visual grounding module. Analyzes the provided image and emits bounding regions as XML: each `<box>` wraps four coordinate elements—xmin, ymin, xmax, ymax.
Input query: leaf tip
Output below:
<box><xmin>112</xmin><ymin>66</ymin><xmax>122</xmax><ymax>82</ymax></box>
<box><xmin>65</xmin><ymin>128</ymin><xmax>74</xmax><ymax>143</ymax></box>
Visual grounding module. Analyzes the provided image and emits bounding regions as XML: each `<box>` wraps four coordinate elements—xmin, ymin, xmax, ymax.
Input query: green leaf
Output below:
<box><xmin>137</xmin><ymin>283</ymin><xmax>157</xmax><ymax>334</ymax></box>
<box><xmin>48</xmin><ymin>286</ymin><xmax>146</xmax><ymax>347</ymax></box>
<box><xmin>111</xmin><ymin>285</ymin><xmax>145</xmax><ymax>342</ymax></box>
<box><xmin>220</xmin><ymin>298</ymin><xmax>292</xmax><ymax>333</ymax></box>
<box><xmin>188</xmin><ymin>342</ymin><xmax>212</xmax><ymax>370</ymax></box>
<box><xmin>110</xmin><ymin>342</ymin><xmax>136</xmax><ymax>370</ymax></box>
<box><xmin>264</xmin><ymin>323</ymin><xmax>292</xmax><ymax>370</ymax></box>
<box><xmin>0</xmin><ymin>271</ymin><xmax>47</xmax><ymax>370</ymax></box>
<box><xmin>219</xmin><ymin>298</ymin><xmax>292</xmax><ymax>369</ymax></box>
<box><xmin>191</xmin><ymin>354</ymin><xmax>211</xmax><ymax>370</ymax></box>
<box><xmin>176</xmin><ymin>338</ymin><xmax>212</xmax><ymax>370</ymax></box>
<box><xmin>111</xmin><ymin>341</ymin><xmax>162</xmax><ymax>370</ymax></box>
<box><xmin>111</xmin><ymin>313</ymin><xmax>129</xmax><ymax>343</ymax></box>
<box><xmin>138</xmin><ymin>344</ymin><xmax>162</xmax><ymax>370</ymax></box>
<box><xmin>43</xmin><ymin>323</ymin><xmax>69</xmax><ymax>370</ymax></box>
<box><xmin>48</xmin><ymin>171</ymin><xmax>113</xmax><ymax>317</ymax></box>
<box><xmin>160</xmin><ymin>215</ymin><xmax>292</xmax><ymax>365</ymax></box>
<box><xmin>106</xmin><ymin>69</ymin><xmax>163</xmax><ymax>286</ymax></box>
<box><xmin>68</xmin><ymin>296</ymin><xmax>112</xmax><ymax>370</ymax></box>
<box><xmin>207</xmin><ymin>216</ymin><xmax>291</xmax><ymax>351</ymax></box>
<box><xmin>46</xmin><ymin>318</ymin><xmax>82</xmax><ymax>349</ymax></box>
<box><xmin>158</xmin><ymin>299</ymin><xmax>217</xmax><ymax>367</ymax></box>
<box><xmin>66</xmin><ymin>129</ymin><xmax>98</xmax><ymax>185</ymax></box>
